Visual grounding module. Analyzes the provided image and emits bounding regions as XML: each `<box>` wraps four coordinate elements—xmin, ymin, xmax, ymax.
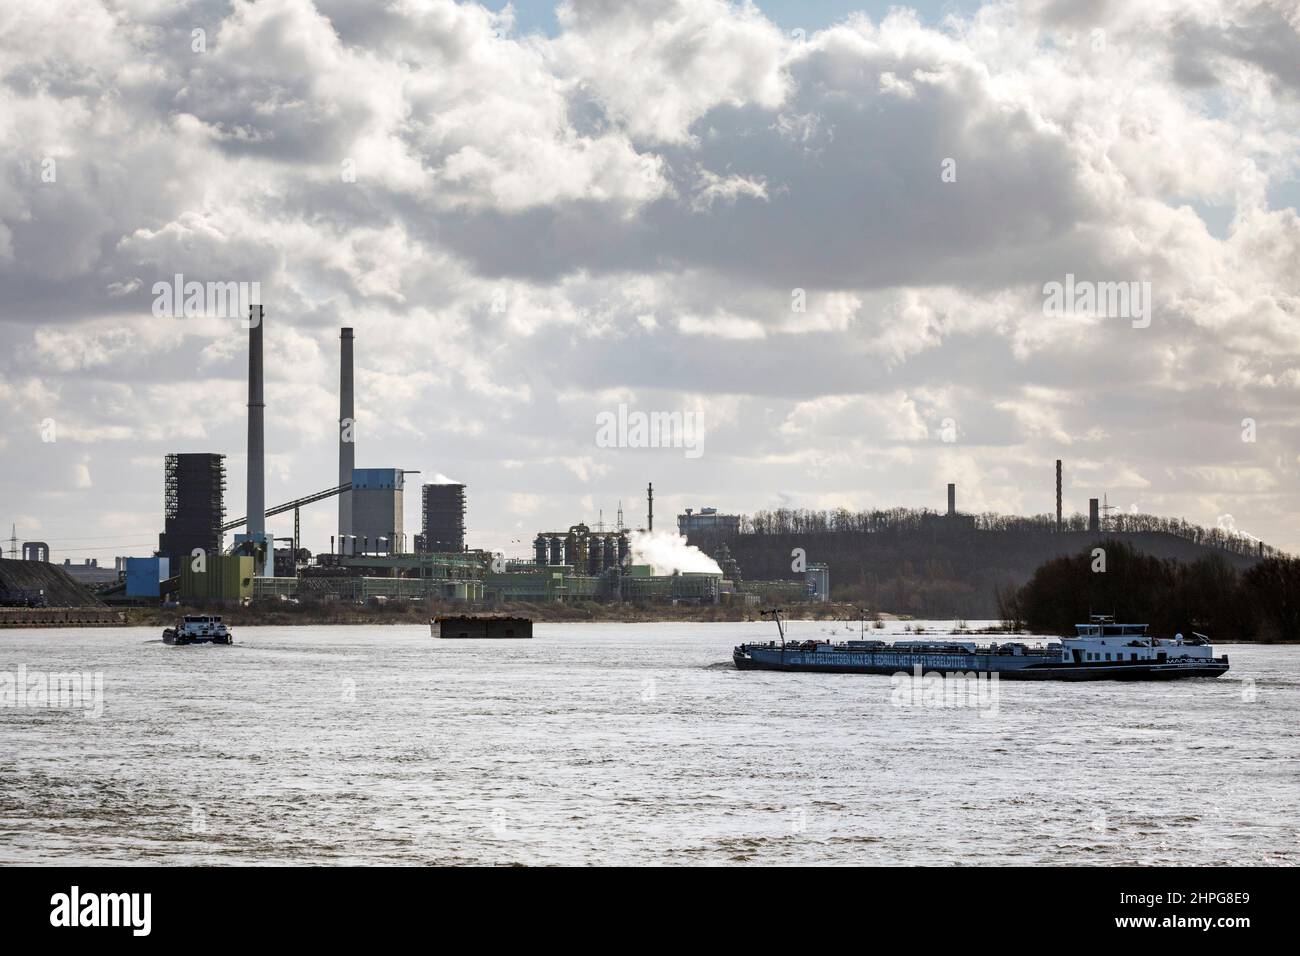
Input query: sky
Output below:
<box><xmin>0</xmin><ymin>0</ymin><xmax>1297</xmax><ymax>562</ymax></box>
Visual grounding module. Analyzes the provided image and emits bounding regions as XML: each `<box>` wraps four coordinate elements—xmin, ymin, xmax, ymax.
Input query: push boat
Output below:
<box><xmin>733</xmin><ymin>612</ymin><xmax>1229</xmax><ymax>681</ymax></box>
<box><xmin>162</xmin><ymin>615</ymin><xmax>234</xmax><ymax>646</ymax></box>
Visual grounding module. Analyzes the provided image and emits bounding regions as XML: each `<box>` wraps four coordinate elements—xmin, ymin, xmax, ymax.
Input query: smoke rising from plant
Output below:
<box><xmin>629</xmin><ymin>530</ymin><xmax>722</xmax><ymax>575</ymax></box>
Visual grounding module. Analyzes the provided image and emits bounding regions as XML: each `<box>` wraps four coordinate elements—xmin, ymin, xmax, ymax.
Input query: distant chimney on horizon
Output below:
<box><xmin>1056</xmin><ymin>460</ymin><xmax>1063</xmax><ymax>532</ymax></box>
<box><xmin>947</xmin><ymin>483</ymin><xmax>956</xmax><ymax>516</ymax></box>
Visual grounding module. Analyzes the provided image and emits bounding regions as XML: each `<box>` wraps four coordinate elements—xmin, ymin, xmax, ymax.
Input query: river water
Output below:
<box><xmin>0</xmin><ymin>621</ymin><xmax>1295</xmax><ymax>865</ymax></box>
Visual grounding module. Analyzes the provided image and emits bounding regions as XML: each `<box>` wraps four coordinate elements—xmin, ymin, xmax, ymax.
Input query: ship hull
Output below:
<box><xmin>733</xmin><ymin>647</ymin><xmax>1228</xmax><ymax>680</ymax></box>
<box><xmin>431</xmin><ymin>616</ymin><xmax>532</xmax><ymax>639</ymax></box>
<box><xmin>436</xmin><ymin>635</ymin><xmax>531</xmax><ymax>640</ymax></box>
<box><xmin>163</xmin><ymin>628</ymin><xmax>232</xmax><ymax>646</ymax></box>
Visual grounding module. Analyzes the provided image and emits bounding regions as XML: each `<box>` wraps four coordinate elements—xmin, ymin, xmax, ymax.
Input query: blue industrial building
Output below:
<box><xmin>351</xmin><ymin>468</ymin><xmax>404</xmax><ymax>490</ymax></box>
<box><xmin>350</xmin><ymin>468</ymin><xmax>406</xmax><ymax>553</ymax></box>
<box><xmin>125</xmin><ymin>556</ymin><xmax>170</xmax><ymax>598</ymax></box>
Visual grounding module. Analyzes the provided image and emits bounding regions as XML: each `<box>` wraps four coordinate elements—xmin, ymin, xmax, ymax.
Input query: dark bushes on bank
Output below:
<box><xmin>999</xmin><ymin>540</ymin><xmax>1299</xmax><ymax>641</ymax></box>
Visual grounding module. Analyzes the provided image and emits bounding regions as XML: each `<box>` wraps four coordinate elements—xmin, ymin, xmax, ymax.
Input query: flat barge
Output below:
<box><xmin>431</xmin><ymin>615</ymin><xmax>532</xmax><ymax>639</ymax></box>
<box><xmin>734</xmin><ymin>614</ymin><xmax>1228</xmax><ymax>680</ymax></box>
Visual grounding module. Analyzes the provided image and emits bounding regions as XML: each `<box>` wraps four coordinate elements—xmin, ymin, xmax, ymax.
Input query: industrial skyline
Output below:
<box><xmin>1</xmin><ymin>0</ymin><xmax>1297</xmax><ymax>559</ymax></box>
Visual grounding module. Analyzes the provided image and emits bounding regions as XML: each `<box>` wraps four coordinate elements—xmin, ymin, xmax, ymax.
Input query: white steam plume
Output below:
<box><xmin>629</xmin><ymin>530</ymin><xmax>722</xmax><ymax>575</ymax></box>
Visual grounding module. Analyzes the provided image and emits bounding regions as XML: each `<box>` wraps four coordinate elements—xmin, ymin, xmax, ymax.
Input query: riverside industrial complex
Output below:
<box><xmin>0</xmin><ymin>309</ymin><xmax>828</xmax><ymax>619</ymax></box>
<box><xmin>1</xmin><ymin>308</ymin><xmax>1281</xmax><ymax>625</ymax></box>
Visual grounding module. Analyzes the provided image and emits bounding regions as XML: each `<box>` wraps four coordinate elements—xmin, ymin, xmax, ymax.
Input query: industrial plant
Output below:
<box><xmin>2</xmin><ymin>305</ymin><xmax>1281</xmax><ymax>622</ymax></box>
<box><xmin>0</xmin><ymin>307</ymin><xmax>808</xmax><ymax>614</ymax></box>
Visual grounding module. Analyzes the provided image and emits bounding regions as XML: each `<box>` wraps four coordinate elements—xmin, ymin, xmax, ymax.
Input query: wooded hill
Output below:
<box><xmin>692</xmin><ymin>508</ymin><xmax>1277</xmax><ymax>620</ymax></box>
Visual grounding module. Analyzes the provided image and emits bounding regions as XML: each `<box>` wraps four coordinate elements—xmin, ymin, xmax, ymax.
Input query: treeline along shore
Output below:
<box><xmin>997</xmin><ymin>541</ymin><xmax>1300</xmax><ymax>642</ymax></box>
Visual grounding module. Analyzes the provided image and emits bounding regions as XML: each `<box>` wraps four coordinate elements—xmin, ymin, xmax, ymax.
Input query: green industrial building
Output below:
<box><xmin>180</xmin><ymin>555</ymin><xmax>254</xmax><ymax>602</ymax></box>
<box><xmin>484</xmin><ymin>567</ymin><xmax>599</xmax><ymax>603</ymax></box>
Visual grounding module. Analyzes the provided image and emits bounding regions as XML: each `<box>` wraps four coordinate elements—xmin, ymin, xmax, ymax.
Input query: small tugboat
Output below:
<box><xmin>431</xmin><ymin>615</ymin><xmax>532</xmax><ymax>639</ymax></box>
<box><xmin>733</xmin><ymin>611</ymin><xmax>1228</xmax><ymax>680</ymax></box>
<box><xmin>163</xmin><ymin>615</ymin><xmax>234</xmax><ymax>646</ymax></box>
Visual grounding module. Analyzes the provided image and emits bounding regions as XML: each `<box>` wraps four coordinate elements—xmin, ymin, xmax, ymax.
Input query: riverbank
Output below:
<box><xmin>118</xmin><ymin>601</ymin><xmax>897</xmax><ymax>628</ymax></box>
<box><xmin>0</xmin><ymin>607</ymin><xmax>125</xmax><ymax>628</ymax></box>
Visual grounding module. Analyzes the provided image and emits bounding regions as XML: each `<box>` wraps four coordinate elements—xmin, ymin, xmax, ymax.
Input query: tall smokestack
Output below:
<box><xmin>647</xmin><ymin>482</ymin><xmax>653</xmax><ymax>532</ymax></box>
<box><xmin>1088</xmin><ymin>497</ymin><xmax>1100</xmax><ymax>533</ymax></box>
<box><xmin>339</xmin><ymin>328</ymin><xmax>354</xmax><ymax>551</ymax></box>
<box><xmin>947</xmin><ymin>483</ymin><xmax>956</xmax><ymax>516</ymax></box>
<box><xmin>247</xmin><ymin>305</ymin><xmax>265</xmax><ymax>538</ymax></box>
<box><xmin>1055</xmin><ymin>460</ymin><xmax>1063</xmax><ymax>532</ymax></box>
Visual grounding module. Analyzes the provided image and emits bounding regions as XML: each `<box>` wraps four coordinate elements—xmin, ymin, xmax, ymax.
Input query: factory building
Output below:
<box><xmin>279</xmin><ymin>575</ymin><xmax>482</xmax><ymax>603</ymax></box>
<box><xmin>180</xmin><ymin>554</ymin><xmax>253</xmax><ymax>602</ymax></box>
<box><xmin>532</xmin><ymin>523</ymin><xmax>629</xmax><ymax>574</ymax></box>
<box><xmin>738</xmin><ymin>579</ymin><xmax>814</xmax><ymax>604</ymax></box>
<box><xmin>620</xmin><ymin>567</ymin><xmax>723</xmax><ymax>604</ymax></box>
<box><xmin>350</xmin><ymin>468</ymin><xmax>405</xmax><ymax>554</ymax></box>
<box><xmin>273</xmin><ymin>552</ymin><xmax>484</xmax><ymax>602</ymax></box>
<box><xmin>125</xmin><ymin>557</ymin><xmax>170</xmax><ymax>598</ymax></box>
<box><xmin>59</xmin><ymin>558</ymin><xmax>122</xmax><ymax>586</ymax></box>
<box><xmin>806</xmin><ymin>563</ymin><xmax>831</xmax><ymax>603</ymax></box>
<box><xmin>678</xmin><ymin>507</ymin><xmax>741</xmax><ymax>540</ymax></box>
<box><xmin>158</xmin><ymin>453</ymin><xmax>226</xmax><ymax>570</ymax></box>
<box><xmin>421</xmin><ymin>483</ymin><xmax>466</xmax><ymax>552</ymax></box>
<box><xmin>484</xmin><ymin>567</ymin><xmax>600</xmax><ymax>603</ymax></box>
<box><xmin>713</xmin><ymin>543</ymin><xmax>742</xmax><ymax>582</ymax></box>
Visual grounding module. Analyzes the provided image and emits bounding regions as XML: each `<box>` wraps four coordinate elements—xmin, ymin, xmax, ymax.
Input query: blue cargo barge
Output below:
<box><xmin>733</xmin><ymin>613</ymin><xmax>1229</xmax><ymax>681</ymax></box>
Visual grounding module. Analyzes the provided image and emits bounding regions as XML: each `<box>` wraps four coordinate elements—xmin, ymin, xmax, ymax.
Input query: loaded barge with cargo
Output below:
<box><xmin>733</xmin><ymin>612</ymin><xmax>1229</xmax><ymax>680</ymax></box>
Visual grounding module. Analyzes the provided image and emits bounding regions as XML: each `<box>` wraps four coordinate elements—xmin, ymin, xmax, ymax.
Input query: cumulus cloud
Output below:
<box><xmin>0</xmin><ymin>0</ymin><xmax>1297</xmax><ymax>560</ymax></box>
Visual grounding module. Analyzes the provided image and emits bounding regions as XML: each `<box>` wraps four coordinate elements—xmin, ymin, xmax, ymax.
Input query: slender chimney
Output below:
<box><xmin>647</xmin><ymin>482</ymin><xmax>654</xmax><ymax>532</ymax></box>
<box><xmin>947</xmin><ymin>483</ymin><xmax>956</xmax><ymax>516</ymax></box>
<box><xmin>339</xmin><ymin>328</ymin><xmax>354</xmax><ymax>552</ymax></box>
<box><xmin>1088</xmin><ymin>497</ymin><xmax>1100</xmax><ymax>533</ymax></box>
<box><xmin>247</xmin><ymin>305</ymin><xmax>265</xmax><ymax>538</ymax></box>
<box><xmin>1055</xmin><ymin>459</ymin><xmax>1063</xmax><ymax>532</ymax></box>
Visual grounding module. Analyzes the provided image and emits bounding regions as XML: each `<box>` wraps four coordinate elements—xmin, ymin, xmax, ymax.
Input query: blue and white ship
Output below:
<box><xmin>733</xmin><ymin>612</ymin><xmax>1229</xmax><ymax>680</ymax></box>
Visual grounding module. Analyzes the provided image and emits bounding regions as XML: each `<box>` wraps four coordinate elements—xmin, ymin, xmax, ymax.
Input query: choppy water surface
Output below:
<box><xmin>0</xmin><ymin>621</ymin><xmax>1296</xmax><ymax>865</ymax></box>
